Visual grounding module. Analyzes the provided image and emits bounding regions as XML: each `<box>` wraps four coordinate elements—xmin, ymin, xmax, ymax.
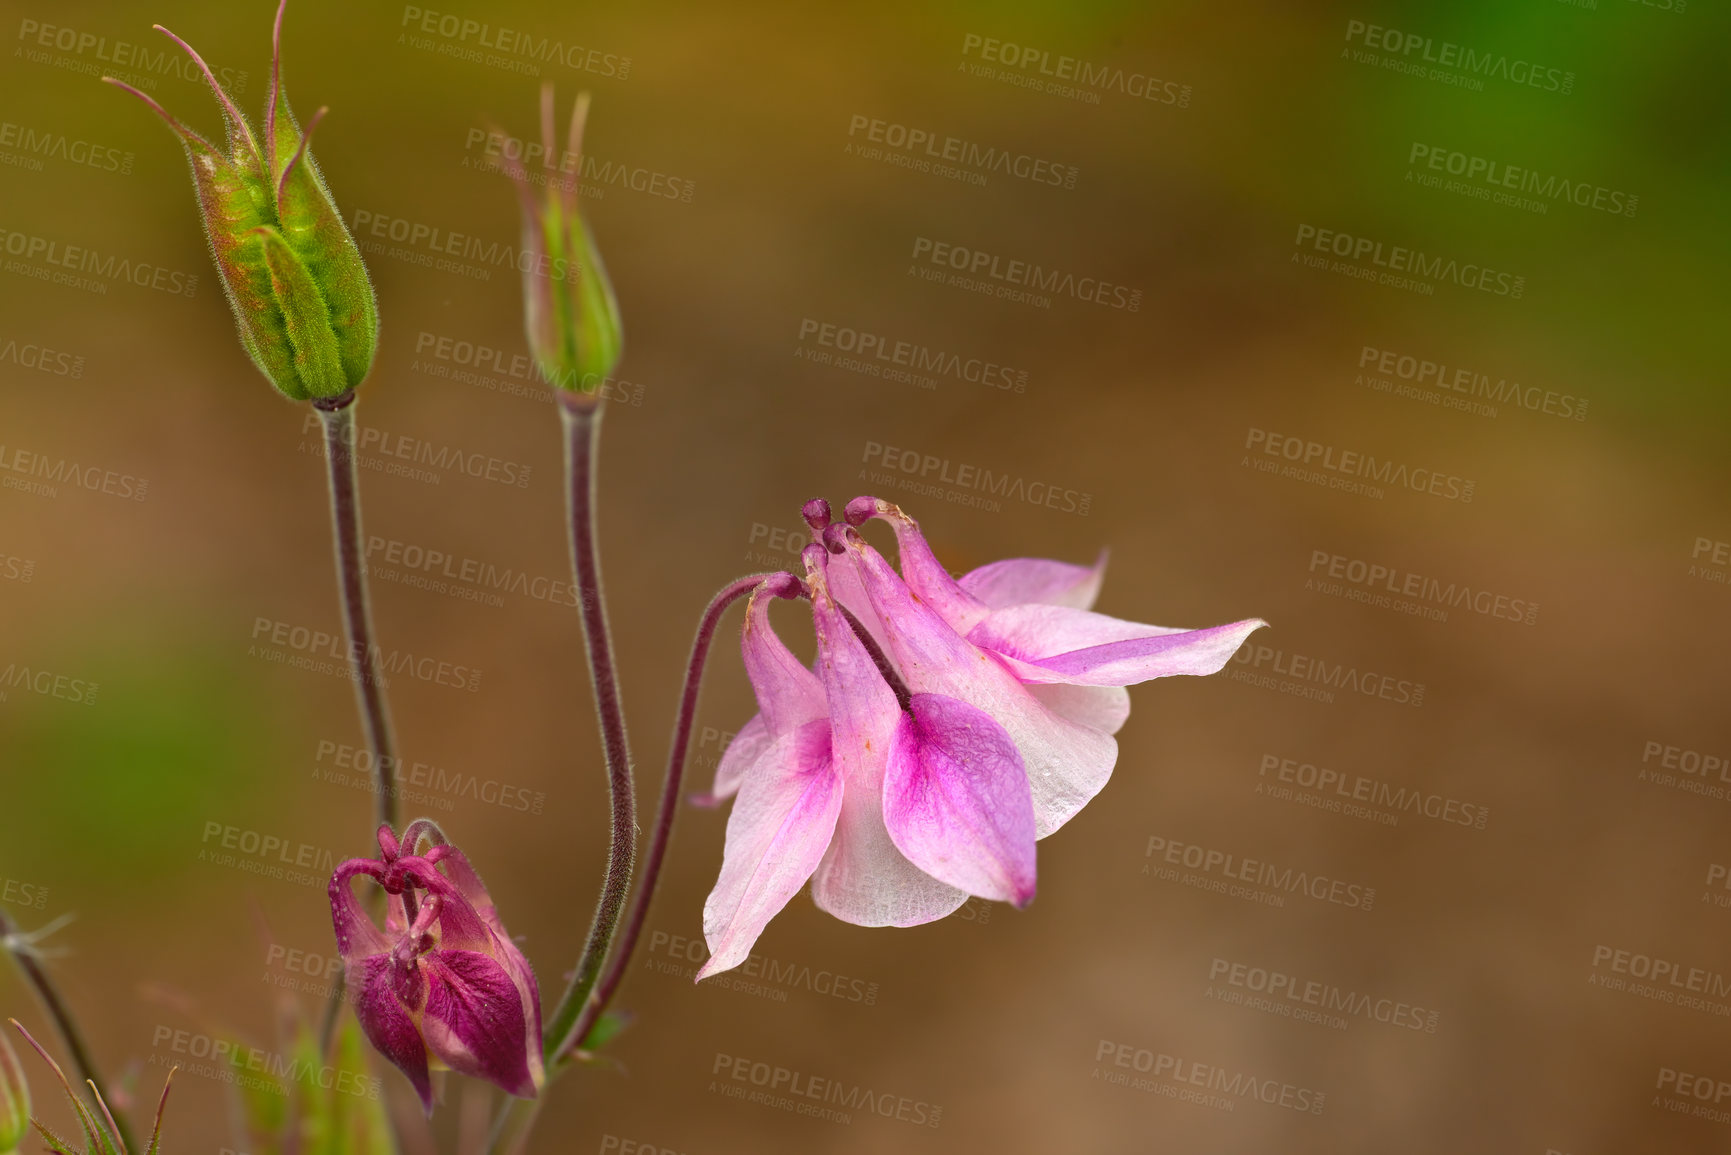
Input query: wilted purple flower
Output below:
<box><xmin>698</xmin><ymin>497</ymin><xmax>1265</xmax><ymax>977</ymax></box>
<box><xmin>329</xmin><ymin>824</ymin><xmax>543</xmax><ymax>1113</ymax></box>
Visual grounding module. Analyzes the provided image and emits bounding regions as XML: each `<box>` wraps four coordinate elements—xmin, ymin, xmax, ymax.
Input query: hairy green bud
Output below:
<box><xmin>500</xmin><ymin>88</ymin><xmax>624</xmax><ymax>396</ymax></box>
<box><xmin>107</xmin><ymin>0</ymin><xmax>377</xmax><ymax>402</ymax></box>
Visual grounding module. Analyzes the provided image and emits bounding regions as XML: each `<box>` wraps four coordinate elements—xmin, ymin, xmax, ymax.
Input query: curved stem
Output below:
<box><xmin>544</xmin><ymin>395</ymin><xmax>637</xmax><ymax>1064</ymax></box>
<box><xmin>314</xmin><ymin>391</ymin><xmax>398</xmax><ymax>1056</ymax></box>
<box><xmin>316</xmin><ymin>392</ymin><xmax>400</xmax><ymax>834</ymax></box>
<box><xmin>558</xmin><ymin>573</ymin><xmax>771</xmax><ymax>1063</ymax></box>
<box><xmin>0</xmin><ymin>909</ymin><xmax>137</xmax><ymax>1152</ymax></box>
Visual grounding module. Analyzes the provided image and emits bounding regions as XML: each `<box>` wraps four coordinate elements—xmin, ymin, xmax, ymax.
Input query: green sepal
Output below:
<box><xmin>258</xmin><ymin>226</ymin><xmax>347</xmax><ymax>399</ymax></box>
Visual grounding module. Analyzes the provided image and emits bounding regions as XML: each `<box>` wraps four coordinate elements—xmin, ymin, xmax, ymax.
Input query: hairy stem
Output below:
<box><xmin>558</xmin><ymin>574</ymin><xmax>771</xmax><ymax>1063</ymax></box>
<box><xmin>315</xmin><ymin>391</ymin><xmax>398</xmax><ymax>1054</ymax></box>
<box><xmin>317</xmin><ymin>392</ymin><xmax>399</xmax><ymax>831</ymax></box>
<box><xmin>0</xmin><ymin>909</ymin><xmax>137</xmax><ymax>1151</ymax></box>
<box><xmin>544</xmin><ymin>395</ymin><xmax>637</xmax><ymax>1064</ymax></box>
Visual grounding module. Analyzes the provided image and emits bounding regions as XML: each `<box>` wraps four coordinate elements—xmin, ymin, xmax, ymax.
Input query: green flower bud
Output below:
<box><xmin>106</xmin><ymin>0</ymin><xmax>377</xmax><ymax>402</ymax></box>
<box><xmin>0</xmin><ymin>1029</ymin><xmax>27</xmax><ymax>1154</ymax></box>
<box><xmin>500</xmin><ymin>88</ymin><xmax>623</xmax><ymax>396</ymax></box>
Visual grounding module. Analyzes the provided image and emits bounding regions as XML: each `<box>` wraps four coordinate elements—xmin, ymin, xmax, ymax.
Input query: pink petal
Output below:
<box><xmin>741</xmin><ymin>580</ymin><xmax>826</xmax><ymax>736</ymax></box>
<box><xmin>805</xmin><ymin>562</ymin><xmax>968</xmax><ymax>926</ymax></box>
<box><xmin>844</xmin><ymin>531</ymin><xmax>1118</xmax><ymax>838</ymax></box>
<box><xmin>971</xmin><ymin>606</ymin><xmax>1267</xmax><ymax>685</ymax></box>
<box><xmin>695</xmin><ymin>712</ymin><xmax>769</xmax><ymax>805</ymax></box>
<box><xmin>959</xmin><ymin>553</ymin><xmax>1106</xmax><ymax>611</ymax></box>
<box><xmin>1027</xmin><ymin>683</ymin><xmax>1131</xmax><ymax>735</ymax></box>
<box><xmin>420</xmin><ymin>950</ymin><xmax>538</xmax><ymax>1098</ymax></box>
<box><xmin>884</xmin><ymin>694</ymin><xmax>1036</xmax><ymax>906</ymax></box>
<box><xmin>698</xmin><ymin>720</ymin><xmax>844</xmax><ymax>978</ymax></box>
<box><xmin>329</xmin><ymin>859</ymin><xmax>391</xmax><ymax>960</ymax></box>
<box><xmin>848</xmin><ymin>498</ymin><xmax>990</xmax><ymax>633</ymax></box>
<box><xmin>348</xmin><ymin>954</ymin><xmax>433</xmax><ymax>1113</ymax></box>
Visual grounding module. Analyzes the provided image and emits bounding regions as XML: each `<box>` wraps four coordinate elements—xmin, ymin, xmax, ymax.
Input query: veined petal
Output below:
<box><xmin>348</xmin><ymin>954</ymin><xmax>433</xmax><ymax>1113</ymax></box>
<box><xmin>420</xmin><ymin>950</ymin><xmax>537</xmax><ymax>1099</ymax></box>
<box><xmin>884</xmin><ymin>694</ymin><xmax>1036</xmax><ymax>906</ymax></box>
<box><xmin>741</xmin><ymin>579</ymin><xmax>826</xmax><ymax>737</ymax></box>
<box><xmin>695</xmin><ymin>712</ymin><xmax>769</xmax><ymax>805</ymax></box>
<box><xmin>959</xmin><ymin>553</ymin><xmax>1107</xmax><ymax>611</ymax></box>
<box><xmin>806</xmin><ymin>560</ymin><xmax>968</xmax><ymax>926</ymax></box>
<box><xmin>971</xmin><ymin>607</ymin><xmax>1267</xmax><ymax>686</ymax></box>
<box><xmin>1027</xmin><ymin>683</ymin><xmax>1131</xmax><ymax>735</ymax></box>
<box><xmin>843</xmin><ymin>530</ymin><xmax>1118</xmax><ymax>838</ymax></box>
<box><xmin>699</xmin><ymin>720</ymin><xmax>843</xmax><ymax>978</ymax></box>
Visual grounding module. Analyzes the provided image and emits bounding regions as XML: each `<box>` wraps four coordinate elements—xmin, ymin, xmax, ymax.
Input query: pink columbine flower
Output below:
<box><xmin>329</xmin><ymin>823</ymin><xmax>543</xmax><ymax>1113</ymax></box>
<box><xmin>697</xmin><ymin>497</ymin><xmax>1266</xmax><ymax>978</ymax></box>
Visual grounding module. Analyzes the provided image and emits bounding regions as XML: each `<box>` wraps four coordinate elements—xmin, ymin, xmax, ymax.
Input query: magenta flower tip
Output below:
<box><xmin>802</xmin><ymin>498</ymin><xmax>832</xmax><ymax>532</ymax></box>
<box><xmin>329</xmin><ymin>823</ymin><xmax>543</xmax><ymax>1111</ymax></box>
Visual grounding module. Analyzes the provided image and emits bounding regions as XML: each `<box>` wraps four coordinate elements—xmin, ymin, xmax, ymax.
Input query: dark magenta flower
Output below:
<box><xmin>328</xmin><ymin>823</ymin><xmax>542</xmax><ymax>1113</ymax></box>
<box><xmin>697</xmin><ymin>498</ymin><xmax>1265</xmax><ymax>976</ymax></box>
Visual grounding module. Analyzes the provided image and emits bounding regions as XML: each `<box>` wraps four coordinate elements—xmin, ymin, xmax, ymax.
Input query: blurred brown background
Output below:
<box><xmin>2</xmin><ymin>0</ymin><xmax>1728</xmax><ymax>1151</ymax></box>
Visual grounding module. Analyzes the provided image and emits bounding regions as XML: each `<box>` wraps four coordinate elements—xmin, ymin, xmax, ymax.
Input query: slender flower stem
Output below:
<box><xmin>544</xmin><ymin>395</ymin><xmax>637</xmax><ymax>1064</ymax></box>
<box><xmin>314</xmin><ymin>390</ymin><xmax>398</xmax><ymax>1054</ymax></box>
<box><xmin>558</xmin><ymin>573</ymin><xmax>773</xmax><ymax>1063</ymax></box>
<box><xmin>0</xmin><ymin>909</ymin><xmax>137</xmax><ymax>1152</ymax></box>
<box><xmin>315</xmin><ymin>391</ymin><xmax>399</xmax><ymax>833</ymax></box>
